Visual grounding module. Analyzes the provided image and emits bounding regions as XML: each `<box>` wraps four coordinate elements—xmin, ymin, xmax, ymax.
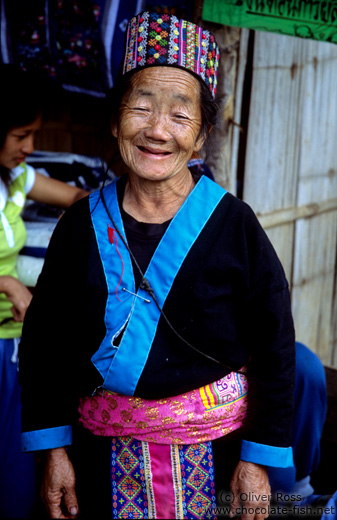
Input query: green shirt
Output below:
<box><xmin>0</xmin><ymin>163</ymin><xmax>35</xmax><ymax>338</ymax></box>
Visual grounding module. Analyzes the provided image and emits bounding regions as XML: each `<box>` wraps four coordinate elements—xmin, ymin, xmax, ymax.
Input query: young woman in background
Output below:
<box><xmin>0</xmin><ymin>63</ymin><xmax>88</xmax><ymax>518</ymax></box>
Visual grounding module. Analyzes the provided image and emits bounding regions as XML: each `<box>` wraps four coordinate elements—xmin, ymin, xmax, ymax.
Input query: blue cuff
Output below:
<box><xmin>241</xmin><ymin>440</ymin><xmax>294</xmax><ymax>468</ymax></box>
<box><xmin>21</xmin><ymin>425</ymin><xmax>72</xmax><ymax>452</ymax></box>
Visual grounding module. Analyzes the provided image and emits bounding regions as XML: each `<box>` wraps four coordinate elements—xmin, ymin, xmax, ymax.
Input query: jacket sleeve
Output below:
<box><xmin>232</xmin><ymin>198</ymin><xmax>296</xmax><ymax>465</ymax></box>
<box><xmin>19</xmin><ymin>197</ymin><xmax>103</xmax><ymax>451</ymax></box>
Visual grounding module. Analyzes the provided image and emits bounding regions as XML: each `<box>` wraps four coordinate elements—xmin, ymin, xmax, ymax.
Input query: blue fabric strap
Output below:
<box><xmin>103</xmin><ymin>176</ymin><xmax>227</xmax><ymax>395</ymax></box>
<box><xmin>89</xmin><ymin>182</ymin><xmax>136</xmax><ymax>379</ymax></box>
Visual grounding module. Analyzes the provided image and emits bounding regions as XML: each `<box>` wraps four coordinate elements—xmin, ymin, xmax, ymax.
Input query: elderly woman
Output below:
<box><xmin>19</xmin><ymin>11</ymin><xmax>295</xmax><ymax>520</ymax></box>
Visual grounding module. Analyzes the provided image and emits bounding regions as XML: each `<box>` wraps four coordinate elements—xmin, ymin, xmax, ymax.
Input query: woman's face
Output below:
<box><xmin>0</xmin><ymin>115</ymin><xmax>42</xmax><ymax>170</ymax></box>
<box><xmin>112</xmin><ymin>67</ymin><xmax>205</xmax><ymax>182</ymax></box>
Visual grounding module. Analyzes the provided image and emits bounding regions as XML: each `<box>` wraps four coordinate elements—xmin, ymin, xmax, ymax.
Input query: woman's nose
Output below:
<box><xmin>143</xmin><ymin>114</ymin><xmax>171</xmax><ymax>141</ymax></box>
<box><xmin>21</xmin><ymin>135</ymin><xmax>35</xmax><ymax>155</ymax></box>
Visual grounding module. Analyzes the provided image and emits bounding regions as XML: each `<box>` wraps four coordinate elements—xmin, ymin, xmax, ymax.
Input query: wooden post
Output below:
<box><xmin>193</xmin><ymin>0</ymin><xmax>241</xmax><ymax>193</ymax></box>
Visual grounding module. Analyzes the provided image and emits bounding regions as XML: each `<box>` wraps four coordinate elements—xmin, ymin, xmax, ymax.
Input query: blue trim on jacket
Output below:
<box><xmin>241</xmin><ymin>440</ymin><xmax>294</xmax><ymax>467</ymax></box>
<box><xmin>21</xmin><ymin>425</ymin><xmax>72</xmax><ymax>452</ymax></box>
<box><xmin>89</xmin><ymin>180</ymin><xmax>135</xmax><ymax>379</ymax></box>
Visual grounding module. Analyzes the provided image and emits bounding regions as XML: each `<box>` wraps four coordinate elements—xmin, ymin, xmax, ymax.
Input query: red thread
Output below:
<box><xmin>108</xmin><ymin>224</ymin><xmax>114</xmax><ymax>244</ymax></box>
<box><xmin>108</xmin><ymin>225</ymin><xmax>124</xmax><ymax>301</ymax></box>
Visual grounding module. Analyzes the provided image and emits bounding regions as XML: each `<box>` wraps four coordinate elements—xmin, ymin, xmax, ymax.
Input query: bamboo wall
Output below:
<box><xmin>233</xmin><ymin>30</ymin><xmax>337</xmax><ymax>367</ymax></box>
<box><xmin>194</xmin><ymin>0</ymin><xmax>337</xmax><ymax>367</ymax></box>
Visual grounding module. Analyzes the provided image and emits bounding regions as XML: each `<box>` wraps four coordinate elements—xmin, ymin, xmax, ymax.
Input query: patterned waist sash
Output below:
<box><xmin>78</xmin><ymin>369</ymin><xmax>248</xmax><ymax>445</ymax></box>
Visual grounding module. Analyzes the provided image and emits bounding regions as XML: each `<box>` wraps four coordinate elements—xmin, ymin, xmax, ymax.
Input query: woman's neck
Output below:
<box><xmin>122</xmin><ymin>170</ymin><xmax>195</xmax><ymax>223</ymax></box>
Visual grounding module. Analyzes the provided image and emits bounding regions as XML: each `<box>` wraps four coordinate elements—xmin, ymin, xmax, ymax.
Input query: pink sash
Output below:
<box><xmin>78</xmin><ymin>370</ymin><xmax>248</xmax><ymax>444</ymax></box>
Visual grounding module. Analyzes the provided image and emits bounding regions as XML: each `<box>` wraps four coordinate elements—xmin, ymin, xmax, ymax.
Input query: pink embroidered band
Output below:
<box><xmin>78</xmin><ymin>369</ymin><xmax>248</xmax><ymax>444</ymax></box>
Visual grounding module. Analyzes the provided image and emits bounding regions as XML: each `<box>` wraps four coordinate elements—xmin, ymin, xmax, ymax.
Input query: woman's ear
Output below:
<box><xmin>111</xmin><ymin>119</ymin><xmax>118</xmax><ymax>138</ymax></box>
<box><xmin>194</xmin><ymin>124</ymin><xmax>213</xmax><ymax>153</ymax></box>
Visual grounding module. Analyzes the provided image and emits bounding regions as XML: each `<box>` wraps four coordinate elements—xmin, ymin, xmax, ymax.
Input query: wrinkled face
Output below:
<box><xmin>112</xmin><ymin>67</ymin><xmax>205</xmax><ymax>182</ymax></box>
<box><xmin>0</xmin><ymin>115</ymin><xmax>42</xmax><ymax>170</ymax></box>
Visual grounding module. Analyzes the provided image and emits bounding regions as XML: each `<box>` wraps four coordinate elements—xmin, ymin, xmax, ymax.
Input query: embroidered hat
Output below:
<box><xmin>121</xmin><ymin>11</ymin><xmax>220</xmax><ymax>98</ymax></box>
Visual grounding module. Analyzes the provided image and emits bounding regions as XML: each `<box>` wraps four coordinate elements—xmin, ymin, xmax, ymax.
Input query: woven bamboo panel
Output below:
<box><xmin>242</xmin><ymin>31</ymin><xmax>337</xmax><ymax>366</ymax></box>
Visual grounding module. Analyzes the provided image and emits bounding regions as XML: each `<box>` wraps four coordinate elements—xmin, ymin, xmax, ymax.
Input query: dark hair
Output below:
<box><xmin>0</xmin><ymin>64</ymin><xmax>52</xmax><ymax>185</ymax></box>
<box><xmin>0</xmin><ymin>64</ymin><xmax>51</xmax><ymax>148</ymax></box>
<box><xmin>105</xmin><ymin>67</ymin><xmax>219</xmax><ymax>144</ymax></box>
<box><xmin>198</xmin><ymin>78</ymin><xmax>219</xmax><ymax>141</ymax></box>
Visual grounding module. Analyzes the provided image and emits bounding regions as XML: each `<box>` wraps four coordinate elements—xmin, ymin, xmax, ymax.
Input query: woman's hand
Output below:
<box><xmin>0</xmin><ymin>275</ymin><xmax>32</xmax><ymax>321</ymax></box>
<box><xmin>230</xmin><ymin>461</ymin><xmax>271</xmax><ymax>520</ymax></box>
<box><xmin>41</xmin><ymin>448</ymin><xmax>79</xmax><ymax>519</ymax></box>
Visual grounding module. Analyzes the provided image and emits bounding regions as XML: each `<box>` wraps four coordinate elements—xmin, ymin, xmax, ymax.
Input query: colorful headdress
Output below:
<box><xmin>121</xmin><ymin>11</ymin><xmax>220</xmax><ymax>98</ymax></box>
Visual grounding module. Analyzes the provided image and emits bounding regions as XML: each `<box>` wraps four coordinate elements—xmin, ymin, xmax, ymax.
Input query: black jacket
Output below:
<box><xmin>19</xmin><ymin>180</ymin><xmax>295</xmax><ymax>449</ymax></box>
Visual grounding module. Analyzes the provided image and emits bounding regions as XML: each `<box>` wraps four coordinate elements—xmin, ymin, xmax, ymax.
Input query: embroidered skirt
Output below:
<box><xmin>111</xmin><ymin>436</ymin><xmax>216</xmax><ymax>519</ymax></box>
<box><xmin>70</xmin><ymin>424</ymin><xmax>242</xmax><ymax>519</ymax></box>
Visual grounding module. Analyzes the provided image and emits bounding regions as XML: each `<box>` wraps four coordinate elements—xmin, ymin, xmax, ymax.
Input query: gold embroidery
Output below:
<box><xmin>170</xmin><ymin>437</ymin><xmax>184</xmax><ymax>444</ymax></box>
<box><xmin>162</xmin><ymin>416</ymin><xmax>176</xmax><ymax>425</ymax></box>
<box><xmin>127</xmin><ymin>397</ymin><xmax>144</xmax><ymax>409</ymax></box>
<box><xmin>170</xmin><ymin>401</ymin><xmax>185</xmax><ymax>415</ymax></box>
<box><xmin>101</xmin><ymin>409</ymin><xmax>111</xmax><ymax>423</ymax></box>
<box><xmin>136</xmin><ymin>421</ymin><xmax>148</xmax><ymax>430</ymax></box>
<box><xmin>120</xmin><ymin>410</ymin><xmax>133</xmax><ymax>423</ymax></box>
<box><xmin>157</xmin><ymin>399</ymin><xmax>168</xmax><ymax>405</ymax></box>
<box><xmin>145</xmin><ymin>437</ymin><xmax>158</xmax><ymax>444</ymax></box>
<box><xmin>187</xmin><ymin>426</ymin><xmax>199</xmax><ymax>432</ymax></box>
<box><xmin>106</xmin><ymin>396</ymin><xmax>118</xmax><ymax>410</ymax></box>
<box><xmin>210</xmin><ymin>420</ymin><xmax>224</xmax><ymax>430</ymax></box>
<box><xmin>187</xmin><ymin>430</ymin><xmax>203</xmax><ymax>436</ymax></box>
<box><xmin>221</xmin><ymin>427</ymin><xmax>232</xmax><ymax>435</ymax></box>
<box><xmin>145</xmin><ymin>407</ymin><xmax>160</xmax><ymax>420</ymax></box>
<box><xmin>112</xmin><ymin>423</ymin><xmax>124</xmax><ymax>435</ymax></box>
<box><xmin>195</xmin><ymin>433</ymin><xmax>210</xmax><ymax>443</ymax></box>
<box><xmin>160</xmin><ymin>429</ymin><xmax>172</xmax><ymax>436</ymax></box>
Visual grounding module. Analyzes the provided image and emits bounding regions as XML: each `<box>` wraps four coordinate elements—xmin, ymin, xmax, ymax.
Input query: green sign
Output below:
<box><xmin>202</xmin><ymin>0</ymin><xmax>337</xmax><ymax>43</ymax></box>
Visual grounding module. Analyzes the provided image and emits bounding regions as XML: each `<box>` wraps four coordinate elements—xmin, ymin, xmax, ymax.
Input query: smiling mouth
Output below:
<box><xmin>137</xmin><ymin>146</ymin><xmax>171</xmax><ymax>156</ymax></box>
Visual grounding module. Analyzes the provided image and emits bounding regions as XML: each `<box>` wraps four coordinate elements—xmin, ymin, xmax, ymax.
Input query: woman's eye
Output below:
<box><xmin>174</xmin><ymin>114</ymin><xmax>189</xmax><ymax>121</ymax></box>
